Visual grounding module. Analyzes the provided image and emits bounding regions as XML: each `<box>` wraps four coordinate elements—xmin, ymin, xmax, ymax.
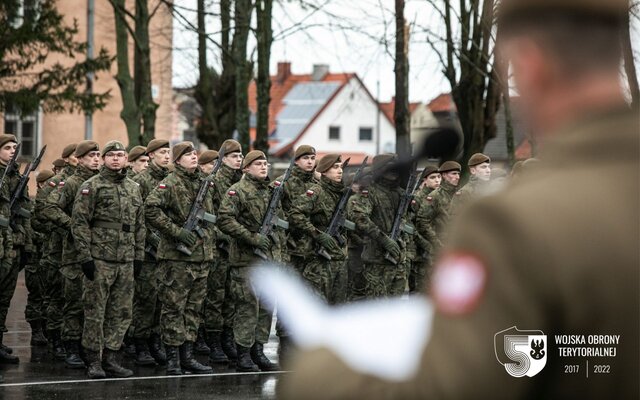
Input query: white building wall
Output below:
<box><xmin>295</xmin><ymin>78</ymin><xmax>396</xmax><ymax>155</ymax></box>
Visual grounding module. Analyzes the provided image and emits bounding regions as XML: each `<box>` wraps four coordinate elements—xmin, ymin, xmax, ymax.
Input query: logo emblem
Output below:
<box><xmin>495</xmin><ymin>326</ymin><xmax>547</xmax><ymax>377</ymax></box>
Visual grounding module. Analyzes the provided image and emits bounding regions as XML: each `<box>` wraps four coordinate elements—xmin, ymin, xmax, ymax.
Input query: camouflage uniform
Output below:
<box><xmin>418</xmin><ymin>179</ymin><xmax>459</xmax><ymax>242</ymax></box>
<box><xmin>348</xmin><ymin>178</ymin><xmax>407</xmax><ymax>298</ymax></box>
<box><xmin>448</xmin><ymin>175</ymin><xmax>490</xmax><ymax>217</ymax></box>
<box><xmin>410</xmin><ymin>185</ymin><xmax>439</xmax><ymax>293</ymax></box>
<box><xmin>72</xmin><ymin>166</ymin><xmax>144</xmax><ymax>353</ymax></box>
<box><xmin>145</xmin><ymin>165</ymin><xmax>216</xmax><ymax>347</ymax></box>
<box><xmin>289</xmin><ymin>176</ymin><xmax>348</xmax><ymax>304</ymax></box>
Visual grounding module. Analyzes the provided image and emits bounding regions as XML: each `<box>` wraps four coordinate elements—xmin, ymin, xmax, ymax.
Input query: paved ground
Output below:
<box><xmin>0</xmin><ymin>272</ymin><xmax>283</xmax><ymax>399</ymax></box>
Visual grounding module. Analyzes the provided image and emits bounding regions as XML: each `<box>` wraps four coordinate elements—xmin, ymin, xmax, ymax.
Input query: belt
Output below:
<box><xmin>91</xmin><ymin>220</ymin><xmax>135</xmax><ymax>233</ymax></box>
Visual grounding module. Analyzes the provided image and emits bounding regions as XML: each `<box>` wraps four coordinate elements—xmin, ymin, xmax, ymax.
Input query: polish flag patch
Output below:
<box><xmin>427</xmin><ymin>196</ymin><xmax>433</xmax><ymax>202</ymax></box>
<box><xmin>361</xmin><ymin>190</ymin><xmax>369</xmax><ymax>197</ymax></box>
<box><xmin>158</xmin><ymin>183</ymin><xmax>168</xmax><ymax>189</ymax></box>
<box><xmin>411</xmin><ymin>199</ymin><xmax>416</xmax><ymax>205</ymax></box>
<box><xmin>228</xmin><ymin>190</ymin><xmax>236</xmax><ymax>196</ymax></box>
<box><xmin>273</xmin><ymin>181</ymin><xmax>282</xmax><ymax>187</ymax></box>
<box><xmin>58</xmin><ymin>181</ymin><xmax>65</xmax><ymax>187</ymax></box>
<box><xmin>306</xmin><ymin>190</ymin><xmax>314</xmax><ymax>197</ymax></box>
<box><xmin>48</xmin><ymin>181</ymin><xmax>57</xmax><ymax>188</ymax></box>
<box><xmin>431</xmin><ymin>252</ymin><xmax>487</xmax><ymax>315</ymax></box>
<box><xmin>81</xmin><ymin>188</ymin><xmax>90</xmax><ymax>195</ymax></box>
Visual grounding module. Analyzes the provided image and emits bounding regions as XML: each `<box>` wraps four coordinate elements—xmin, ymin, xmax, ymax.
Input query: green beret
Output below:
<box><xmin>0</xmin><ymin>134</ymin><xmax>17</xmax><ymax>149</ymax></box>
<box><xmin>372</xmin><ymin>153</ymin><xmax>396</xmax><ymax>173</ymax></box>
<box><xmin>36</xmin><ymin>169</ymin><xmax>55</xmax><ymax>184</ymax></box>
<box><xmin>468</xmin><ymin>153</ymin><xmax>491</xmax><ymax>167</ymax></box>
<box><xmin>198</xmin><ymin>150</ymin><xmax>219</xmax><ymax>165</ymax></box>
<box><xmin>316</xmin><ymin>153</ymin><xmax>341</xmax><ymax>173</ymax></box>
<box><xmin>499</xmin><ymin>0</ymin><xmax>628</xmax><ymax>28</ymax></box>
<box><xmin>242</xmin><ymin>150</ymin><xmax>266</xmax><ymax>169</ymax></box>
<box><xmin>146</xmin><ymin>139</ymin><xmax>170</xmax><ymax>155</ymax></box>
<box><xmin>439</xmin><ymin>160</ymin><xmax>461</xmax><ymax>173</ymax></box>
<box><xmin>128</xmin><ymin>146</ymin><xmax>147</xmax><ymax>162</ymax></box>
<box><xmin>102</xmin><ymin>140</ymin><xmax>126</xmax><ymax>157</ymax></box>
<box><xmin>52</xmin><ymin>158</ymin><xmax>66</xmax><ymax>168</ymax></box>
<box><xmin>172</xmin><ymin>141</ymin><xmax>196</xmax><ymax>163</ymax></box>
<box><xmin>219</xmin><ymin>139</ymin><xmax>242</xmax><ymax>156</ymax></box>
<box><xmin>62</xmin><ymin>143</ymin><xmax>77</xmax><ymax>158</ymax></box>
<box><xmin>294</xmin><ymin>144</ymin><xmax>316</xmax><ymax>160</ymax></box>
<box><xmin>75</xmin><ymin>140</ymin><xmax>100</xmax><ymax>158</ymax></box>
<box><xmin>422</xmin><ymin>164</ymin><xmax>440</xmax><ymax>178</ymax></box>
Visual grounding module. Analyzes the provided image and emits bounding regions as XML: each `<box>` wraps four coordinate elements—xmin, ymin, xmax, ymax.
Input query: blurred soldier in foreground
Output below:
<box><xmin>280</xmin><ymin>0</ymin><xmax>639</xmax><ymax>398</ymax></box>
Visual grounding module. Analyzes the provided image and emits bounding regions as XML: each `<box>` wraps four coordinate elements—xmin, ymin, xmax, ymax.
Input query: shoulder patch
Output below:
<box><xmin>228</xmin><ymin>190</ymin><xmax>237</xmax><ymax>196</ymax></box>
<box><xmin>208</xmin><ymin>181</ymin><xmax>214</xmax><ymax>187</ymax></box>
<box><xmin>58</xmin><ymin>181</ymin><xmax>65</xmax><ymax>187</ymax></box>
<box><xmin>411</xmin><ymin>199</ymin><xmax>416</xmax><ymax>205</ymax></box>
<box><xmin>432</xmin><ymin>252</ymin><xmax>487</xmax><ymax>316</ymax></box>
<box><xmin>158</xmin><ymin>183</ymin><xmax>168</xmax><ymax>189</ymax></box>
<box><xmin>80</xmin><ymin>188</ymin><xmax>90</xmax><ymax>195</ymax></box>
<box><xmin>273</xmin><ymin>180</ymin><xmax>282</xmax><ymax>187</ymax></box>
<box><xmin>361</xmin><ymin>189</ymin><xmax>369</xmax><ymax>197</ymax></box>
<box><xmin>306</xmin><ymin>189</ymin><xmax>314</xmax><ymax>197</ymax></box>
<box><xmin>48</xmin><ymin>181</ymin><xmax>57</xmax><ymax>188</ymax></box>
<box><xmin>427</xmin><ymin>196</ymin><xmax>433</xmax><ymax>202</ymax></box>
<box><xmin>455</xmin><ymin>191</ymin><xmax>461</xmax><ymax>196</ymax></box>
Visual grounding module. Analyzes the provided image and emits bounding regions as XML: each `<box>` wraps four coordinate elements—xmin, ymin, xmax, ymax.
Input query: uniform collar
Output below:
<box><xmin>149</xmin><ymin>160</ymin><xmax>169</xmax><ymax>179</ymax></box>
<box><xmin>99</xmin><ymin>165</ymin><xmax>127</xmax><ymax>182</ymax></box>
<box><xmin>292</xmin><ymin>165</ymin><xmax>315</xmax><ymax>182</ymax></box>
<box><xmin>320</xmin><ymin>175</ymin><xmax>344</xmax><ymax>194</ymax></box>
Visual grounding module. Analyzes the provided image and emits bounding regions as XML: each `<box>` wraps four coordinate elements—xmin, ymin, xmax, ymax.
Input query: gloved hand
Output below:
<box><xmin>177</xmin><ymin>228</ymin><xmax>197</xmax><ymax>247</ymax></box>
<box><xmin>380</xmin><ymin>235</ymin><xmax>401</xmax><ymax>261</ymax></box>
<box><xmin>315</xmin><ymin>232</ymin><xmax>339</xmax><ymax>252</ymax></box>
<box><xmin>250</xmin><ymin>233</ymin><xmax>271</xmax><ymax>252</ymax></box>
<box><xmin>134</xmin><ymin>260</ymin><xmax>143</xmax><ymax>279</ymax></box>
<box><xmin>82</xmin><ymin>259</ymin><xmax>96</xmax><ymax>281</ymax></box>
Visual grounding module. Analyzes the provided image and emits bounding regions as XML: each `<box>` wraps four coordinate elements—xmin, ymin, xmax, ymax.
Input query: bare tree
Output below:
<box><xmin>394</xmin><ymin>0</ymin><xmax>411</xmax><ymax>158</ymax></box>
<box><xmin>254</xmin><ymin>0</ymin><xmax>273</xmax><ymax>153</ymax></box>
<box><xmin>233</xmin><ymin>0</ymin><xmax>253</xmax><ymax>151</ymax></box>
<box><xmin>623</xmin><ymin>1</ymin><xmax>639</xmax><ymax>109</ymax></box>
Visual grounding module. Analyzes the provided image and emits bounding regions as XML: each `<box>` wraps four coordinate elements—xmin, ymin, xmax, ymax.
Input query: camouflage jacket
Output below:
<box><xmin>418</xmin><ymin>179</ymin><xmax>459</xmax><ymax>238</ymax></box>
<box><xmin>132</xmin><ymin>161</ymin><xmax>169</xmax><ymax>261</ymax></box>
<box><xmin>412</xmin><ymin>186</ymin><xmax>439</xmax><ymax>262</ymax></box>
<box><xmin>218</xmin><ymin>173</ymin><xmax>281</xmax><ymax>266</ymax></box>
<box><xmin>145</xmin><ymin>165</ymin><xmax>216</xmax><ymax>262</ymax></box>
<box><xmin>35</xmin><ymin>165</ymin><xmax>74</xmax><ymax>260</ymax></box>
<box><xmin>275</xmin><ymin>165</ymin><xmax>317</xmax><ymax>257</ymax></box>
<box><xmin>44</xmin><ymin>165</ymin><xmax>99</xmax><ymax>265</ymax></box>
<box><xmin>289</xmin><ymin>176</ymin><xmax>347</xmax><ymax>260</ymax></box>
<box><xmin>449</xmin><ymin>176</ymin><xmax>490</xmax><ymax>217</ymax></box>
<box><xmin>0</xmin><ymin>163</ymin><xmax>33</xmax><ymax>249</ymax></box>
<box><xmin>346</xmin><ymin>193</ymin><xmax>365</xmax><ymax>249</ymax></box>
<box><xmin>71</xmin><ymin>166</ymin><xmax>145</xmax><ymax>263</ymax></box>
<box><xmin>347</xmin><ymin>178</ymin><xmax>406</xmax><ymax>264</ymax></box>
<box><xmin>211</xmin><ymin>163</ymin><xmax>242</xmax><ymax>248</ymax></box>
<box><xmin>0</xmin><ymin>178</ymin><xmax>13</xmax><ymax>260</ymax></box>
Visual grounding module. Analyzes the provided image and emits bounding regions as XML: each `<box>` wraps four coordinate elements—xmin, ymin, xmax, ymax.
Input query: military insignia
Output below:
<box><xmin>208</xmin><ymin>181</ymin><xmax>214</xmax><ymax>187</ymax></box>
<box><xmin>48</xmin><ymin>181</ymin><xmax>57</xmax><ymax>188</ymax></box>
<box><xmin>361</xmin><ymin>189</ymin><xmax>369</xmax><ymax>197</ymax></box>
<box><xmin>306</xmin><ymin>190</ymin><xmax>314</xmax><ymax>197</ymax></box>
<box><xmin>273</xmin><ymin>181</ymin><xmax>282</xmax><ymax>187</ymax></box>
<box><xmin>81</xmin><ymin>188</ymin><xmax>90</xmax><ymax>195</ymax></box>
<box><xmin>455</xmin><ymin>191</ymin><xmax>461</xmax><ymax>196</ymax></box>
<box><xmin>228</xmin><ymin>190</ymin><xmax>237</xmax><ymax>196</ymax></box>
<box><xmin>158</xmin><ymin>183</ymin><xmax>167</xmax><ymax>189</ymax></box>
<box><xmin>411</xmin><ymin>199</ymin><xmax>416</xmax><ymax>205</ymax></box>
<box><xmin>427</xmin><ymin>196</ymin><xmax>433</xmax><ymax>202</ymax></box>
<box><xmin>58</xmin><ymin>181</ymin><xmax>65</xmax><ymax>187</ymax></box>
<box><xmin>432</xmin><ymin>252</ymin><xmax>487</xmax><ymax>315</ymax></box>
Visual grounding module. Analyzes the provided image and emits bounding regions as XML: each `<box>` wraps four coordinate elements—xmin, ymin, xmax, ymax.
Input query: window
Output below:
<box><xmin>3</xmin><ymin>102</ymin><xmax>39</xmax><ymax>159</ymax></box>
<box><xmin>328</xmin><ymin>126</ymin><xmax>340</xmax><ymax>140</ymax></box>
<box><xmin>359</xmin><ymin>127</ymin><xmax>373</xmax><ymax>141</ymax></box>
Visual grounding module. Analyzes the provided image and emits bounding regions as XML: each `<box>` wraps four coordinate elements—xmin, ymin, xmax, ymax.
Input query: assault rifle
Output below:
<box><xmin>9</xmin><ymin>145</ymin><xmax>47</xmax><ymax>228</ymax></box>
<box><xmin>254</xmin><ymin>157</ymin><xmax>295</xmax><ymax>260</ymax></box>
<box><xmin>176</xmin><ymin>178</ymin><xmax>217</xmax><ymax>256</ymax></box>
<box><xmin>383</xmin><ymin>167</ymin><xmax>419</xmax><ymax>265</ymax></box>
<box><xmin>317</xmin><ymin>156</ymin><xmax>369</xmax><ymax>260</ymax></box>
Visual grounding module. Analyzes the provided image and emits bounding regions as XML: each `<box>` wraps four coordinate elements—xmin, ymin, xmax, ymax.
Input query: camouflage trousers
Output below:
<box><xmin>132</xmin><ymin>261</ymin><xmax>161</xmax><ymax>340</ymax></box>
<box><xmin>409</xmin><ymin>258</ymin><xmax>433</xmax><ymax>294</ymax></box>
<box><xmin>230</xmin><ymin>267</ymin><xmax>273</xmax><ymax>348</ymax></box>
<box><xmin>0</xmin><ymin>247</ymin><xmax>22</xmax><ymax>332</ymax></box>
<box><xmin>276</xmin><ymin>255</ymin><xmax>308</xmax><ymax>338</ymax></box>
<box><xmin>362</xmin><ymin>261</ymin><xmax>409</xmax><ymax>299</ymax></box>
<box><xmin>346</xmin><ymin>246</ymin><xmax>365</xmax><ymax>302</ymax></box>
<box><xmin>203</xmin><ymin>257</ymin><xmax>235</xmax><ymax>333</ymax></box>
<box><xmin>158</xmin><ymin>260</ymin><xmax>208</xmax><ymax>347</ymax></box>
<box><xmin>43</xmin><ymin>257</ymin><xmax>64</xmax><ymax>331</ymax></box>
<box><xmin>81</xmin><ymin>260</ymin><xmax>134</xmax><ymax>352</ymax></box>
<box><xmin>24</xmin><ymin>260</ymin><xmax>46</xmax><ymax>323</ymax></box>
<box><xmin>302</xmin><ymin>257</ymin><xmax>348</xmax><ymax>305</ymax></box>
<box><xmin>60</xmin><ymin>264</ymin><xmax>84</xmax><ymax>341</ymax></box>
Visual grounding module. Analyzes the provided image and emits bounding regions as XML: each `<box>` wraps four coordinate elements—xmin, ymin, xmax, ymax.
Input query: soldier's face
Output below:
<box><xmin>323</xmin><ymin>163</ymin><xmax>343</xmax><ymax>183</ymax></box>
<box><xmin>442</xmin><ymin>171</ymin><xmax>460</xmax><ymax>186</ymax></box>
<box><xmin>131</xmin><ymin>156</ymin><xmax>149</xmax><ymax>173</ymax></box>
<box><xmin>150</xmin><ymin>148</ymin><xmax>171</xmax><ymax>167</ymax></box>
<box><xmin>295</xmin><ymin>154</ymin><xmax>316</xmax><ymax>172</ymax></box>
<box><xmin>471</xmin><ymin>162</ymin><xmax>491</xmax><ymax>181</ymax></box>
<box><xmin>79</xmin><ymin>151</ymin><xmax>101</xmax><ymax>170</ymax></box>
<box><xmin>177</xmin><ymin>150</ymin><xmax>198</xmax><ymax>171</ymax></box>
<box><xmin>244</xmin><ymin>160</ymin><xmax>268</xmax><ymax>179</ymax></box>
<box><xmin>65</xmin><ymin>155</ymin><xmax>79</xmax><ymax>166</ymax></box>
<box><xmin>424</xmin><ymin>173</ymin><xmax>441</xmax><ymax>189</ymax></box>
<box><xmin>223</xmin><ymin>152</ymin><xmax>243</xmax><ymax>170</ymax></box>
<box><xmin>104</xmin><ymin>151</ymin><xmax>127</xmax><ymax>171</ymax></box>
<box><xmin>200</xmin><ymin>162</ymin><xmax>215</xmax><ymax>175</ymax></box>
<box><xmin>0</xmin><ymin>142</ymin><xmax>17</xmax><ymax>164</ymax></box>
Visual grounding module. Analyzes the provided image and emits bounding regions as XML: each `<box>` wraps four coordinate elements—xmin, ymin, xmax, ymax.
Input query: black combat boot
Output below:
<box><xmin>0</xmin><ymin>332</ymin><xmax>14</xmax><ymax>355</ymax></box>
<box><xmin>206</xmin><ymin>331</ymin><xmax>228</xmax><ymax>364</ymax></box>
<box><xmin>194</xmin><ymin>326</ymin><xmax>210</xmax><ymax>355</ymax></box>
<box><xmin>29</xmin><ymin>320</ymin><xmax>48</xmax><ymax>346</ymax></box>
<box><xmin>148</xmin><ymin>334</ymin><xmax>166</xmax><ymax>365</ymax></box>
<box><xmin>179</xmin><ymin>341</ymin><xmax>213</xmax><ymax>374</ymax></box>
<box><xmin>220</xmin><ymin>327</ymin><xmax>238</xmax><ymax>361</ymax></box>
<box><xmin>236</xmin><ymin>344</ymin><xmax>259</xmax><ymax>372</ymax></box>
<box><xmin>47</xmin><ymin>329</ymin><xmax>66</xmax><ymax>360</ymax></box>
<box><xmin>250</xmin><ymin>342</ymin><xmax>279</xmax><ymax>371</ymax></box>
<box><xmin>165</xmin><ymin>345</ymin><xmax>182</xmax><ymax>375</ymax></box>
<box><xmin>123</xmin><ymin>335</ymin><xmax>136</xmax><ymax>358</ymax></box>
<box><xmin>63</xmin><ymin>340</ymin><xmax>84</xmax><ymax>369</ymax></box>
<box><xmin>278</xmin><ymin>335</ymin><xmax>292</xmax><ymax>366</ymax></box>
<box><xmin>85</xmin><ymin>349</ymin><xmax>106</xmax><ymax>379</ymax></box>
<box><xmin>0</xmin><ymin>332</ymin><xmax>18</xmax><ymax>364</ymax></box>
<box><xmin>134</xmin><ymin>338</ymin><xmax>155</xmax><ymax>366</ymax></box>
<box><xmin>102</xmin><ymin>348</ymin><xmax>133</xmax><ymax>378</ymax></box>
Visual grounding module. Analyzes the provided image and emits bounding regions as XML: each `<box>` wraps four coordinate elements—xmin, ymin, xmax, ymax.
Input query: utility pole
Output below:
<box><xmin>376</xmin><ymin>80</ymin><xmax>381</xmax><ymax>155</ymax></box>
<box><xmin>85</xmin><ymin>0</ymin><xmax>94</xmax><ymax>140</ymax></box>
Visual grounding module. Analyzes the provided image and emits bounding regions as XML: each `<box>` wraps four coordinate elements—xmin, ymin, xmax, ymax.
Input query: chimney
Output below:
<box><xmin>276</xmin><ymin>62</ymin><xmax>291</xmax><ymax>83</ymax></box>
<box><xmin>312</xmin><ymin>64</ymin><xmax>329</xmax><ymax>81</ymax></box>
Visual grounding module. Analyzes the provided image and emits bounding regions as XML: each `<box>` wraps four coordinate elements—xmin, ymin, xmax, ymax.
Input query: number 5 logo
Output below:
<box><xmin>495</xmin><ymin>326</ymin><xmax>547</xmax><ymax>377</ymax></box>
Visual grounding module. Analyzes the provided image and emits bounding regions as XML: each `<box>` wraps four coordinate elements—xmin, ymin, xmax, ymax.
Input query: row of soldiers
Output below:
<box><xmin>0</xmin><ymin>132</ymin><xmax>505</xmax><ymax>380</ymax></box>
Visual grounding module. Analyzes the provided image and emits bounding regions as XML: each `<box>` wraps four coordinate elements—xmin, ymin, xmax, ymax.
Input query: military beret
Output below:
<box><xmin>145</xmin><ymin>139</ymin><xmax>170</xmax><ymax>155</ymax></box>
<box><xmin>102</xmin><ymin>140</ymin><xmax>126</xmax><ymax>157</ymax></box>
<box><xmin>422</xmin><ymin>164</ymin><xmax>440</xmax><ymax>178</ymax></box>
<box><xmin>371</xmin><ymin>154</ymin><xmax>396</xmax><ymax>173</ymax></box>
<box><xmin>242</xmin><ymin>150</ymin><xmax>266</xmax><ymax>169</ymax></box>
<box><xmin>468</xmin><ymin>153</ymin><xmax>491</xmax><ymax>167</ymax></box>
<box><xmin>219</xmin><ymin>139</ymin><xmax>242</xmax><ymax>156</ymax></box>
<box><xmin>198</xmin><ymin>150</ymin><xmax>219</xmax><ymax>165</ymax></box>
<box><xmin>316</xmin><ymin>153</ymin><xmax>341</xmax><ymax>174</ymax></box>
<box><xmin>0</xmin><ymin>134</ymin><xmax>17</xmax><ymax>149</ymax></box>
<box><xmin>172</xmin><ymin>141</ymin><xmax>196</xmax><ymax>162</ymax></box>
<box><xmin>128</xmin><ymin>145</ymin><xmax>147</xmax><ymax>162</ymax></box>
<box><xmin>75</xmin><ymin>140</ymin><xmax>100</xmax><ymax>157</ymax></box>
<box><xmin>499</xmin><ymin>0</ymin><xmax>628</xmax><ymax>27</ymax></box>
<box><xmin>52</xmin><ymin>158</ymin><xmax>66</xmax><ymax>168</ymax></box>
<box><xmin>439</xmin><ymin>160</ymin><xmax>462</xmax><ymax>173</ymax></box>
<box><xmin>36</xmin><ymin>169</ymin><xmax>55</xmax><ymax>184</ymax></box>
<box><xmin>294</xmin><ymin>144</ymin><xmax>316</xmax><ymax>160</ymax></box>
<box><xmin>62</xmin><ymin>143</ymin><xmax>77</xmax><ymax>158</ymax></box>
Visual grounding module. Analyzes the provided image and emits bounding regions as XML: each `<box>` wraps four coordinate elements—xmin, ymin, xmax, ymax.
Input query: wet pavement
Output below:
<box><xmin>0</xmin><ymin>272</ymin><xmax>283</xmax><ymax>399</ymax></box>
